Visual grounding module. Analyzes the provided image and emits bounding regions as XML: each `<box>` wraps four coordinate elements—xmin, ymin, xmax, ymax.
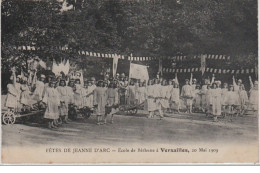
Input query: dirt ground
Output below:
<box><xmin>1</xmin><ymin>110</ymin><xmax>259</xmax><ymax>147</ymax></box>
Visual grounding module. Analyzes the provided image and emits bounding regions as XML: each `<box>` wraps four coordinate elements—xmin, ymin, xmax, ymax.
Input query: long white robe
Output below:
<box><xmin>57</xmin><ymin>86</ymin><xmax>69</xmax><ymax>116</ymax></box>
<box><xmin>32</xmin><ymin>81</ymin><xmax>45</xmax><ymax>101</ymax></box>
<box><xmin>5</xmin><ymin>84</ymin><xmax>18</xmax><ymax>109</ymax></box>
<box><xmin>42</xmin><ymin>87</ymin><xmax>60</xmax><ymax>120</ymax></box>
<box><xmin>181</xmin><ymin>84</ymin><xmax>193</xmax><ymax>106</ymax></box>
<box><xmin>210</xmin><ymin>88</ymin><xmax>222</xmax><ymax>116</ymax></box>
<box><xmin>249</xmin><ymin>89</ymin><xmax>258</xmax><ymax>110</ymax></box>
<box><xmin>93</xmin><ymin>87</ymin><xmax>107</xmax><ymax>115</ymax></box>
<box><xmin>146</xmin><ymin>85</ymin><xmax>156</xmax><ymax>111</ymax></box>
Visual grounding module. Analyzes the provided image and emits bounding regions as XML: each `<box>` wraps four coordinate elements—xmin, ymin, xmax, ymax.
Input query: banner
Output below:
<box><xmin>158</xmin><ymin>58</ymin><xmax>162</xmax><ymax>75</ymax></box>
<box><xmin>129</xmin><ymin>63</ymin><xmax>149</xmax><ymax>82</ymax></box>
<box><xmin>201</xmin><ymin>54</ymin><xmax>206</xmax><ymax>76</ymax></box>
<box><xmin>113</xmin><ymin>55</ymin><xmax>119</xmax><ymax>78</ymax></box>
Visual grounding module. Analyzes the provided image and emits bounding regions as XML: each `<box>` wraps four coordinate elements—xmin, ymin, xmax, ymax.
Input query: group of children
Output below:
<box><xmin>4</xmin><ymin>68</ymin><xmax>259</xmax><ymax>129</ymax></box>
<box><xmin>120</xmin><ymin>73</ymin><xmax>258</xmax><ymax>122</ymax></box>
<box><xmin>5</xmin><ymin>68</ymin><xmax>101</xmax><ymax>128</ymax></box>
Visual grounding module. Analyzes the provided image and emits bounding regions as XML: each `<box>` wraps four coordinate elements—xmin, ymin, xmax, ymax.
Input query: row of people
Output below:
<box><xmin>5</xmin><ymin>69</ymin><xmax>258</xmax><ymax>127</ymax></box>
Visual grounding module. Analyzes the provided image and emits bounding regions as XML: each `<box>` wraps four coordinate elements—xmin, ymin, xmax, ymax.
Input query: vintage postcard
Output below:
<box><xmin>1</xmin><ymin>0</ymin><xmax>259</xmax><ymax>164</ymax></box>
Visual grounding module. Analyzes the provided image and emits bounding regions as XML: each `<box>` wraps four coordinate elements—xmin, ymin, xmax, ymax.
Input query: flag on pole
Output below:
<box><xmin>201</xmin><ymin>54</ymin><xmax>206</xmax><ymax>75</ymax></box>
<box><xmin>113</xmin><ymin>55</ymin><xmax>119</xmax><ymax>78</ymax></box>
<box><xmin>158</xmin><ymin>58</ymin><xmax>163</xmax><ymax>75</ymax></box>
<box><xmin>129</xmin><ymin>63</ymin><xmax>149</xmax><ymax>81</ymax></box>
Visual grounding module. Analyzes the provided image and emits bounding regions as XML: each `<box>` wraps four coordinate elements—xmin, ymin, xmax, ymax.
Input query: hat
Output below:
<box><xmin>192</xmin><ymin>78</ymin><xmax>197</xmax><ymax>81</ymax></box>
<box><xmin>40</xmin><ymin>74</ymin><xmax>46</xmax><ymax>78</ymax></box>
<box><xmin>116</xmin><ymin>73</ymin><xmax>120</xmax><ymax>76</ymax></box>
<box><xmin>121</xmin><ymin>73</ymin><xmax>125</xmax><ymax>77</ymax></box>
<box><xmin>17</xmin><ymin>75</ymin><xmax>22</xmax><ymax>78</ymax></box>
<box><xmin>238</xmin><ymin>79</ymin><xmax>242</xmax><ymax>83</ymax></box>
<box><xmin>254</xmin><ymin>81</ymin><xmax>258</xmax><ymax>85</ymax></box>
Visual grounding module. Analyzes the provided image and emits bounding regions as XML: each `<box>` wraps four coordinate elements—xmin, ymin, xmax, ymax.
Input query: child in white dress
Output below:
<box><xmin>170</xmin><ymin>82</ymin><xmax>180</xmax><ymax>113</ymax></box>
<box><xmin>5</xmin><ymin>69</ymin><xmax>19</xmax><ymax>111</ymax></box>
<box><xmin>221</xmin><ymin>83</ymin><xmax>229</xmax><ymax>116</ymax></box>
<box><xmin>146</xmin><ymin>80</ymin><xmax>156</xmax><ymax>118</ymax></box>
<box><xmin>239</xmin><ymin>84</ymin><xmax>248</xmax><ymax>115</ymax></box>
<box><xmin>227</xmin><ymin>85</ymin><xmax>240</xmax><ymax>116</ymax></box>
<box><xmin>42</xmin><ymin>80</ymin><xmax>61</xmax><ymax>129</ymax></box>
<box><xmin>181</xmin><ymin>79</ymin><xmax>193</xmax><ymax>113</ymax></box>
<box><xmin>248</xmin><ymin>76</ymin><xmax>258</xmax><ymax>112</ymax></box>
<box><xmin>211</xmin><ymin>83</ymin><xmax>222</xmax><ymax>122</ymax></box>
<box><xmin>57</xmin><ymin>79</ymin><xmax>69</xmax><ymax>124</ymax></box>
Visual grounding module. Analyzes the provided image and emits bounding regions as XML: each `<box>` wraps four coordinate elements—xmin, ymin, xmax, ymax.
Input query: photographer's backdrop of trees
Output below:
<box><xmin>1</xmin><ymin>0</ymin><xmax>258</xmax><ymax>87</ymax></box>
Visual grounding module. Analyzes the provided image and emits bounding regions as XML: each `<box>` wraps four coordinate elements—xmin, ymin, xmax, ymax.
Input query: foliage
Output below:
<box><xmin>1</xmin><ymin>0</ymin><xmax>258</xmax><ymax>73</ymax></box>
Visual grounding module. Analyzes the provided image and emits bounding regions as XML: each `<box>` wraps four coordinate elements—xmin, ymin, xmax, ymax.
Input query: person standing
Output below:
<box><xmin>201</xmin><ymin>79</ymin><xmax>210</xmax><ymax>112</ymax></box>
<box><xmin>20</xmin><ymin>77</ymin><xmax>32</xmax><ymax>109</ymax></box>
<box><xmin>221</xmin><ymin>83</ymin><xmax>229</xmax><ymax>117</ymax></box>
<box><xmin>5</xmin><ymin>68</ymin><xmax>19</xmax><ymax>111</ymax></box>
<box><xmin>159</xmin><ymin>80</ymin><xmax>170</xmax><ymax>115</ymax></box>
<box><xmin>181</xmin><ymin>79</ymin><xmax>193</xmax><ymax>114</ymax></box>
<box><xmin>32</xmin><ymin>74</ymin><xmax>46</xmax><ymax>103</ymax></box>
<box><xmin>227</xmin><ymin>85</ymin><xmax>240</xmax><ymax>117</ymax></box>
<box><xmin>87</xmin><ymin>77</ymin><xmax>97</xmax><ymax>108</ymax></box>
<box><xmin>74</xmin><ymin>79</ymin><xmax>84</xmax><ymax>109</ymax></box>
<box><xmin>146</xmin><ymin>79</ymin><xmax>156</xmax><ymax>118</ymax></box>
<box><xmin>170</xmin><ymin>82</ymin><xmax>180</xmax><ymax>113</ymax></box>
<box><xmin>127</xmin><ymin>80</ymin><xmax>138</xmax><ymax>105</ymax></box>
<box><xmin>14</xmin><ymin>75</ymin><xmax>22</xmax><ymax>111</ymax></box>
<box><xmin>137</xmin><ymin>81</ymin><xmax>146</xmax><ymax>105</ymax></box>
<box><xmin>42</xmin><ymin>80</ymin><xmax>61</xmax><ymax>129</ymax></box>
<box><xmin>104</xmin><ymin>83</ymin><xmax>119</xmax><ymax>124</ymax></box>
<box><xmin>210</xmin><ymin>83</ymin><xmax>222</xmax><ymax>122</ymax></box>
<box><xmin>154</xmin><ymin>78</ymin><xmax>164</xmax><ymax>119</ymax></box>
<box><xmin>57</xmin><ymin>79</ymin><xmax>69</xmax><ymax>124</ymax></box>
<box><xmin>238</xmin><ymin>84</ymin><xmax>248</xmax><ymax>115</ymax></box>
<box><xmin>193</xmin><ymin>85</ymin><xmax>202</xmax><ymax>112</ymax></box>
<box><xmin>93</xmin><ymin>81</ymin><xmax>108</xmax><ymax>125</ymax></box>
<box><xmin>248</xmin><ymin>76</ymin><xmax>258</xmax><ymax>113</ymax></box>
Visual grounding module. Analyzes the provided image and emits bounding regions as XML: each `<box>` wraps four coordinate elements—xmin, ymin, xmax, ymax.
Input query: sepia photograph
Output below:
<box><xmin>1</xmin><ymin>0</ymin><xmax>259</xmax><ymax>164</ymax></box>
